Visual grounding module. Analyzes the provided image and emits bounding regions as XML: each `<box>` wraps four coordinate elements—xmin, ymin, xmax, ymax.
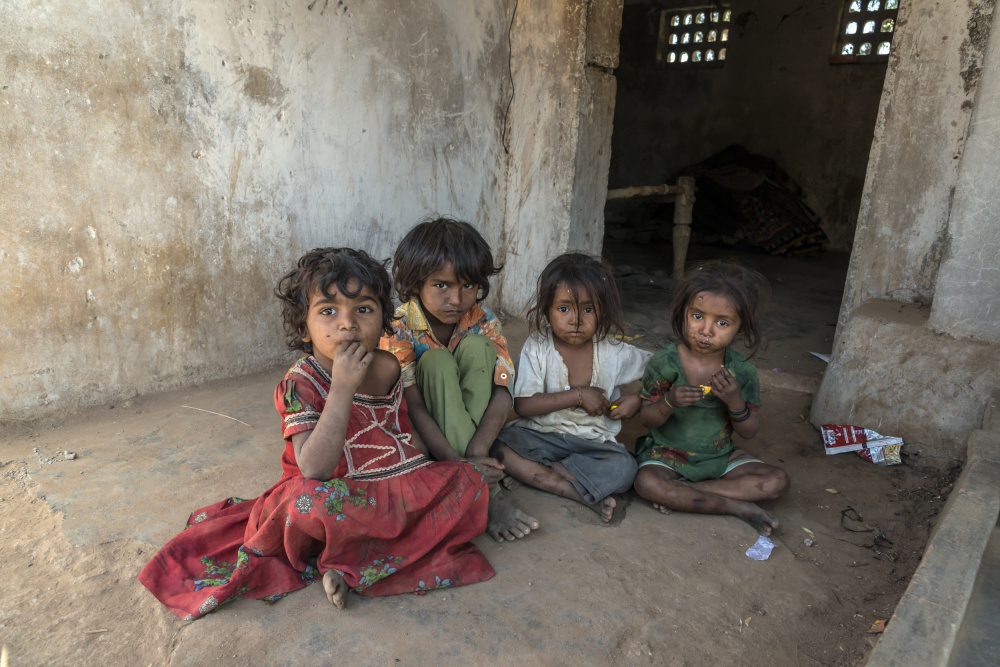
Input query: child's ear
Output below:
<box><xmin>299</xmin><ymin>325</ymin><xmax>311</xmax><ymax>344</ymax></box>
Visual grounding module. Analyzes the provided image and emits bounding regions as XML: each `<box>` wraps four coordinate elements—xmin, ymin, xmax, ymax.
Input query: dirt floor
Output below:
<box><xmin>0</xmin><ymin>312</ymin><xmax>959</xmax><ymax>665</ymax></box>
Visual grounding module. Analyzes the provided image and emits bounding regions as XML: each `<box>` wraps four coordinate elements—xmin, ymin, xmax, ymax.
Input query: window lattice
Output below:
<box><xmin>657</xmin><ymin>7</ymin><xmax>731</xmax><ymax>67</ymax></box>
<box><xmin>833</xmin><ymin>0</ymin><xmax>899</xmax><ymax>63</ymax></box>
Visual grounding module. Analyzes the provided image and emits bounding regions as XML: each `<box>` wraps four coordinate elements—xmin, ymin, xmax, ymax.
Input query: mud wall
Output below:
<box><xmin>813</xmin><ymin>0</ymin><xmax>1000</xmax><ymax>462</ymax></box>
<box><xmin>609</xmin><ymin>0</ymin><xmax>887</xmax><ymax>250</ymax></box>
<box><xmin>499</xmin><ymin>0</ymin><xmax>623</xmax><ymax>311</ymax></box>
<box><xmin>0</xmin><ymin>0</ymin><xmax>515</xmax><ymax>420</ymax></box>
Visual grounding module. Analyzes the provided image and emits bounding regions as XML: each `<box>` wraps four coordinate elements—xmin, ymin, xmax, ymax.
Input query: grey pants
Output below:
<box><xmin>496</xmin><ymin>425</ymin><xmax>638</xmax><ymax>504</ymax></box>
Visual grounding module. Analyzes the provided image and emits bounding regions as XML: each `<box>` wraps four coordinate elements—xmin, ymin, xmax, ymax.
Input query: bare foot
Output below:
<box><xmin>740</xmin><ymin>503</ymin><xmax>780</xmax><ymax>536</ymax></box>
<box><xmin>590</xmin><ymin>493</ymin><xmax>630</xmax><ymax>525</ymax></box>
<box><xmin>651</xmin><ymin>502</ymin><xmax>673</xmax><ymax>515</ymax></box>
<box><xmin>486</xmin><ymin>496</ymin><xmax>540</xmax><ymax>542</ymax></box>
<box><xmin>322</xmin><ymin>569</ymin><xmax>349</xmax><ymax>609</ymax></box>
<box><xmin>501</xmin><ymin>474</ymin><xmax>520</xmax><ymax>491</ymax></box>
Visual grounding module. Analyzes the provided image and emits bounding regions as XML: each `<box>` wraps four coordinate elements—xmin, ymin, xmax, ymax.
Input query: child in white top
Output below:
<box><xmin>492</xmin><ymin>253</ymin><xmax>652</xmax><ymax>523</ymax></box>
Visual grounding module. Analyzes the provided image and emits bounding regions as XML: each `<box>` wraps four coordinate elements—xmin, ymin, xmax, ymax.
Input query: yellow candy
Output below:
<box><xmin>699</xmin><ymin>385</ymin><xmax>712</xmax><ymax>395</ymax></box>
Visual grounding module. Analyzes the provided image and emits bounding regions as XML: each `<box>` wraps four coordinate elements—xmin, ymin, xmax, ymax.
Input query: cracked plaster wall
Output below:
<box><xmin>0</xmin><ymin>0</ymin><xmax>515</xmax><ymax>420</ymax></box>
<box><xmin>498</xmin><ymin>0</ymin><xmax>623</xmax><ymax>312</ymax></box>
<box><xmin>813</xmin><ymin>0</ymin><xmax>1000</xmax><ymax>461</ymax></box>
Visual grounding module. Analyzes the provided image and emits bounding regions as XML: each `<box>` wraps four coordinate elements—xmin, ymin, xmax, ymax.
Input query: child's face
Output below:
<box><xmin>548</xmin><ymin>281</ymin><xmax>597</xmax><ymax>347</ymax></box>
<box><xmin>684</xmin><ymin>291</ymin><xmax>742</xmax><ymax>355</ymax></box>
<box><xmin>301</xmin><ymin>280</ymin><xmax>383</xmax><ymax>371</ymax></box>
<box><xmin>418</xmin><ymin>262</ymin><xmax>478</xmax><ymax>327</ymax></box>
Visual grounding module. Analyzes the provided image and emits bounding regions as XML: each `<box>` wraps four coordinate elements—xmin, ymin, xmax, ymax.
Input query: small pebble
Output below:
<box><xmin>528</xmin><ymin>582</ymin><xmax>532</xmax><ymax>586</ymax></box>
<box><xmin>804</xmin><ymin>538</ymin><xmax>814</xmax><ymax>547</ymax></box>
<box><xmin>65</xmin><ymin>451</ymin><xmax>76</xmax><ymax>460</ymax></box>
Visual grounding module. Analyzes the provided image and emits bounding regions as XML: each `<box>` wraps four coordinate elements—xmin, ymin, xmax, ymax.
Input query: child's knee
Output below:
<box><xmin>416</xmin><ymin>347</ymin><xmax>459</xmax><ymax>380</ymax></box>
<box><xmin>454</xmin><ymin>334</ymin><xmax>497</xmax><ymax>364</ymax></box>
<box><xmin>610</xmin><ymin>455</ymin><xmax>639</xmax><ymax>493</ymax></box>
<box><xmin>633</xmin><ymin>467</ymin><xmax>658</xmax><ymax>499</ymax></box>
<box><xmin>766</xmin><ymin>467</ymin><xmax>791</xmax><ymax>499</ymax></box>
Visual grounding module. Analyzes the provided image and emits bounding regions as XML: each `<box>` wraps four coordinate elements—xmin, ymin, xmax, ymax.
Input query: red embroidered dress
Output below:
<box><xmin>139</xmin><ymin>356</ymin><xmax>494</xmax><ymax>619</ymax></box>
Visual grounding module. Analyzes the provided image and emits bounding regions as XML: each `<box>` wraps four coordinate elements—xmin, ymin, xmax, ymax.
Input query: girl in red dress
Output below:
<box><xmin>139</xmin><ymin>248</ymin><xmax>499</xmax><ymax>618</ymax></box>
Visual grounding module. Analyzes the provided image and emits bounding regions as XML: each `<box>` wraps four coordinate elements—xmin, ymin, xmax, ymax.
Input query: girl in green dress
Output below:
<box><xmin>633</xmin><ymin>260</ymin><xmax>789</xmax><ymax>536</ymax></box>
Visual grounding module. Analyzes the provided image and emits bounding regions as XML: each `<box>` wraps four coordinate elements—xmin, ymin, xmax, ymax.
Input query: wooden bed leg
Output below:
<box><xmin>672</xmin><ymin>176</ymin><xmax>696</xmax><ymax>281</ymax></box>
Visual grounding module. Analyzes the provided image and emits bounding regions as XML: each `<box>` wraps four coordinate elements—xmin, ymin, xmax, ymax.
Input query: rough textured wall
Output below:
<box><xmin>0</xmin><ymin>0</ymin><xmax>513</xmax><ymax>421</ymax></box>
<box><xmin>812</xmin><ymin>0</ymin><xmax>1000</xmax><ymax>461</ymax></box>
<box><xmin>500</xmin><ymin>0</ymin><xmax>623</xmax><ymax>312</ymax></box>
<box><xmin>927</xmin><ymin>0</ymin><xmax>1000</xmax><ymax>343</ymax></box>
<box><xmin>610</xmin><ymin>0</ymin><xmax>888</xmax><ymax>251</ymax></box>
<box><xmin>839</xmin><ymin>0</ymin><xmax>993</xmax><ymax>314</ymax></box>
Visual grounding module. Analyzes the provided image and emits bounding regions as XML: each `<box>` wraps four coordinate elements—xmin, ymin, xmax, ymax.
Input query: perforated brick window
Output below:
<box><xmin>832</xmin><ymin>0</ymin><xmax>900</xmax><ymax>63</ymax></box>
<box><xmin>656</xmin><ymin>7</ymin><xmax>731</xmax><ymax>67</ymax></box>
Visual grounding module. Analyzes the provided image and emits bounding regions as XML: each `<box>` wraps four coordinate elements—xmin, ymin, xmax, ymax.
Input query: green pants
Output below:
<box><xmin>415</xmin><ymin>334</ymin><xmax>497</xmax><ymax>457</ymax></box>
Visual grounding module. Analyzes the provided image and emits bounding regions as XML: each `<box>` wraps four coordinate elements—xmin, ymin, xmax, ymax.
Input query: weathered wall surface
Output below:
<box><xmin>609</xmin><ymin>0</ymin><xmax>888</xmax><ymax>250</ymax></box>
<box><xmin>927</xmin><ymin>0</ymin><xmax>1000</xmax><ymax>343</ymax></box>
<box><xmin>839</xmin><ymin>0</ymin><xmax>993</xmax><ymax>313</ymax></box>
<box><xmin>1</xmin><ymin>0</ymin><xmax>514</xmax><ymax>421</ymax></box>
<box><xmin>813</xmin><ymin>0</ymin><xmax>1000</xmax><ymax>462</ymax></box>
<box><xmin>499</xmin><ymin>0</ymin><xmax>623</xmax><ymax>312</ymax></box>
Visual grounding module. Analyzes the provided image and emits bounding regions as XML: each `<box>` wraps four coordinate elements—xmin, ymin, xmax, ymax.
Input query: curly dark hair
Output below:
<box><xmin>671</xmin><ymin>259</ymin><xmax>770</xmax><ymax>356</ymax></box>
<box><xmin>392</xmin><ymin>217</ymin><xmax>502</xmax><ymax>304</ymax></box>
<box><xmin>274</xmin><ymin>247</ymin><xmax>394</xmax><ymax>354</ymax></box>
<box><xmin>526</xmin><ymin>253</ymin><xmax>626</xmax><ymax>342</ymax></box>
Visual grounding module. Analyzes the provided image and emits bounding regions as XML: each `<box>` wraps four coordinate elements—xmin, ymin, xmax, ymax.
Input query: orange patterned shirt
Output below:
<box><xmin>379</xmin><ymin>299</ymin><xmax>514</xmax><ymax>393</ymax></box>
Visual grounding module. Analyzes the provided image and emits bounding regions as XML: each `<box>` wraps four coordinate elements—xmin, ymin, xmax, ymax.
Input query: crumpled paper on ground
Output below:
<box><xmin>746</xmin><ymin>535</ymin><xmax>775</xmax><ymax>560</ymax></box>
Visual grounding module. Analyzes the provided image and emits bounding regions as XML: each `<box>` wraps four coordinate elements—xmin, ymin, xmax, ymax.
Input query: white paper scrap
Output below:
<box><xmin>746</xmin><ymin>535</ymin><xmax>775</xmax><ymax>561</ymax></box>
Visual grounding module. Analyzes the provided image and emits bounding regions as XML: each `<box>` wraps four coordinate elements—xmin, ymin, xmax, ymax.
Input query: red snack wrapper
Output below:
<box><xmin>821</xmin><ymin>424</ymin><xmax>904</xmax><ymax>463</ymax></box>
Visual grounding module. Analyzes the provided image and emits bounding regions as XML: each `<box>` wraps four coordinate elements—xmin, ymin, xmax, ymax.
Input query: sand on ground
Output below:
<box><xmin>0</xmin><ymin>349</ymin><xmax>956</xmax><ymax>666</ymax></box>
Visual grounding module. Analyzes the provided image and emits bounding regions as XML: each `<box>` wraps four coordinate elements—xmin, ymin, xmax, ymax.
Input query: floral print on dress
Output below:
<box><xmin>414</xmin><ymin>575</ymin><xmax>457</xmax><ymax>595</ymax></box>
<box><xmin>310</xmin><ymin>479</ymin><xmax>370</xmax><ymax>520</ymax></box>
<box><xmin>356</xmin><ymin>556</ymin><xmax>405</xmax><ymax>591</ymax></box>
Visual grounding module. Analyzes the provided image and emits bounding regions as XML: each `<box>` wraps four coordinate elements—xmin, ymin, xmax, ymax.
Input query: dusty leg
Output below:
<box><xmin>322</xmin><ymin>569</ymin><xmax>349</xmax><ymax>609</ymax></box>
<box><xmin>693</xmin><ymin>462</ymin><xmax>790</xmax><ymax>503</ymax></box>
<box><xmin>634</xmin><ymin>466</ymin><xmax>779</xmax><ymax>536</ymax></box>
<box><xmin>550</xmin><ymin>461</ymin><xmax>624</xmax><ymax>524</ymax></box>
<box><xmin>495</xmin><ymin>445</ymin><xmax>620</xmax><ymax>524</ymax></box>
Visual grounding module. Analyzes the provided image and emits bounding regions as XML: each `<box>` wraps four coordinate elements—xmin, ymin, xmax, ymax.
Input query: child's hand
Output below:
<box><xmin>331</xmin><ymin>341</ymin><xmax>374</xmax><ymax>394</ymax></box>
<box><xmin>464</xmin><ymin>456</ymin><xmax>505</xmax><ymax>485</ymax></box>
<box><xmin>709</xmin><ymin>365</ymin><xmax>742</xmax><ymax>409</ymax></box>
<box><xmin>579</xmin><ymin>387</ymin><xmax>611</xmax><ymax>416</ymax></box>
<box><xmin>607</xmin><ymin>393</ymin><xmax>641</xmax><ymax>420</ymax></box>
<box><xmin>665</xmin><ymin>384</ymin><xmax>705</xmax><ymax>408</ymax></box>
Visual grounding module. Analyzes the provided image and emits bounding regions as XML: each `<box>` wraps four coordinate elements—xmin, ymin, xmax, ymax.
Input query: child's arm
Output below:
<box><xmin>709</xmin><ymin>366</ymin><xmax>760</xmax><ymax>438</ymax></box>
<box><xmin>639</xmin><ymin>385</ymin><xmax>704</xmax><ymax>428</ymax></box>
<box><xmin>404</xmin><ymin>385</ymin><xmax>461</xmax><ymax>462</ymax></box>
<box><xmin>407</xmin><ymin>423</ymin><xmax>430</xmax><ymax>456</ymax></box>
<box><xmin>514</xmin><ymin>386</ymin><xmax>609</xmax><ymax>417</ymax></box>
<box><xmin>291</xmin><ymin>342</ymin><xmax>372</xmax><ymax>480</ymax></box>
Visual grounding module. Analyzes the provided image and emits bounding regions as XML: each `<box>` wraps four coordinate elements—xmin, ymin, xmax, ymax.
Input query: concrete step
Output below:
<box><xmin>948</xmin><ymin>520</ymin><xmax>1000</xmax><ymax>667</ymax></box>
<box><xmin>866</xmin><ymin>428</ymin><xmax>1000</xmax><ymax>667</ymax></box>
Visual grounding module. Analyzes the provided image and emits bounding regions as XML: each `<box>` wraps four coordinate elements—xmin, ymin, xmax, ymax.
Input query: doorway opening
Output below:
<box><xmin>602</xmin><ymin>0</ymin><xmax>892</xmax><ymax>378</ymax></box>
